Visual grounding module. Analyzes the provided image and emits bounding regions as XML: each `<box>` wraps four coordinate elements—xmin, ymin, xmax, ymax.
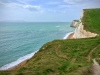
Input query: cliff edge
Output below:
<box><xmin>0</xmin><ymin>8</ymin><xmax>100</xmax><ymax>75</ymax></box>
<box><xmin>71</xmin><ymin>9</ymin><xmax>98</xmax><ymax>39</ymax></box>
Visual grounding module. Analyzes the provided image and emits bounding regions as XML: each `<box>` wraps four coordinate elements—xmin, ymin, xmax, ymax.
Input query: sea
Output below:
<box><xmin>0</xmin><ymin>22</ymin><xmax>74</xmax><ymax>70</ymax></box>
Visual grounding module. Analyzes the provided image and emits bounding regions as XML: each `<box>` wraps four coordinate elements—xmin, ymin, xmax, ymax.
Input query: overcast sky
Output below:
<box><xmin>0</xmin><ymin>0</ymin><xmax>100</xmax><ymax>22</ymax></box>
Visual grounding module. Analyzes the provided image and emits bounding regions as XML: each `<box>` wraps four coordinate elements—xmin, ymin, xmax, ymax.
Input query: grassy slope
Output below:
<box><xmin>0</xmin><ymin>8</ymin><xmax>100</xmax><ymax>75</ymax></box>
<box><xmin>0</xmin><ymin>37</ymin><xmax>100</xmax><ymax>75</ymax></box>
<box><xmin>82</xmin><ymin>8</ymin><xmax>100</xmax><ymax>34</ymax></box>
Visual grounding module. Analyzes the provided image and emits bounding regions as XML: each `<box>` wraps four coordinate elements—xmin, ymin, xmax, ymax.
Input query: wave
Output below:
<box><xmin>63</xmin><ymin>32</ymin><xmax>73</xmax><ymax>39</ymax></box>
<box><xmin>0</xmin><ymin>32</ymin><xmax>73</xmax><ymax>70</ymax></box>
<box><xmin>56</xmin><ymin>26</ymin><xmax>60</xmax><ymax>27</ymax></box>
<box><xmin>0</xmin><ymin>51</ymin><xmax>38</xmax><ymax>70</ymax></box>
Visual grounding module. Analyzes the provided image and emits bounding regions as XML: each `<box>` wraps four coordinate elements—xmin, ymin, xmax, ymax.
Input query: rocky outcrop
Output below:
<box><xmin>70</xmin><ymin>10</ymin><xmax>97</xmax><ymax>39</ymax></box>
<box><xmin>70</xmin><ymin>20</ymin><xmax>79</xmax><ymax>28</ymax></box>
<box><xmin>73</xmin><ymin>22</ymin><xmax>97</xmax><ymax>38</ymax></box>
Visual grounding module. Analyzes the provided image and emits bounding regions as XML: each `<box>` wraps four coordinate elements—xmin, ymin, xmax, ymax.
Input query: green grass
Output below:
<box><xmin>82</xmin><ymin>8</ymin><xmax>100</xmax><ymax>34</ymax></box>
<box><xmin>0</xmin><ymin>8</ymin><xmax>100</xmax><ymax>75</ymax></box>
<box><xmin>0</xmin><ymin>37</ymin><xmax>100</xmax><ymax>75</ymax></box>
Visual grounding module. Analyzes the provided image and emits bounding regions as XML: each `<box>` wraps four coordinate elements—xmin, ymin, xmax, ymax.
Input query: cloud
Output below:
<box><xmin>20</xmin><ymin>5</ymin><xmax>40</xmax><ymax>11</ymax></box>
<box><xmin>64</xmin><ymin>0</ymin><xmax>81</xmax><ymax>4</ymax></box>
<box><xmin>0</xmin><ymin>1</ymin><xmax>40</xmax><ymax>11</ymax></box>
<box><xmin>16</xmin><ymin>0</ymin><xmax>36</xmax><ymax>4</ymax></box>
<box><xmin>63</xmin><ymin>0</ymin><xmax>100</xmax><ymax>8</ymax></box>
<box><xmin>48</xmin><ymin>9</ymin><xmax>57</xmax><ymax>12</ymax></box>
<box><xmin>63</xmin><ymin>0</ymin><xmax>100</xmax><ymax>5</ymax></box>
<box><xmin>59</xmin><ymin>5</ymin><xmax>70</xmax><ymax>8</ymax></box>
<box><xmin>82</xmin><ymin>1</ymin><xmax>100</xmax><ymax>8</ymax></box>
<box><xmin>46</xmin><ymin>2</ymin><xmax>60</xmax><ymax>5</ymax></box>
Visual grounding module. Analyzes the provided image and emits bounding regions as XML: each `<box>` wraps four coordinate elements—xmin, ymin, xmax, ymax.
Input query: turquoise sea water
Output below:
<box><xmin>0</xmin><ymin>22</ymin><xmax>74</xmax><ymax>70</ymax></box>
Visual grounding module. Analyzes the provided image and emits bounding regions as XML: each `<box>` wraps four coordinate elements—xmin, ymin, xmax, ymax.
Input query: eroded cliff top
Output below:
<box><xmin>82</xmin><ymin>8</ymin><xmax>100</xmax><ymax>34</ymax></box>
<box><xmin>0</xmin><ymin>8</ymin><xmax>100</xmax><ymax>75</ymax></box>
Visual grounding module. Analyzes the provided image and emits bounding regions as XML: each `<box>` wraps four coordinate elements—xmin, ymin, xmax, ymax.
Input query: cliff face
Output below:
<box><xmin>73</xmin><ymin>22</ymin><xmax>97</xmax><ymax>38</ymax></box>
<box><xmin>70</xmin><ymin>20</ymin><xmax>79</xmax><ymax>28</ymax></box>
<box><xmin>71</xmin><ymin>10</ymin><xmax>97</xmax><ymax>39</ymax></box>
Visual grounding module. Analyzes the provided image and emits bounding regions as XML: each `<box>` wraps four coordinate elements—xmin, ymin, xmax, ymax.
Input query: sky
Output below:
<box><xmin>0</xmin><ymin>0</ymin><xmax>100</xmax><ymax>22</ymax></box>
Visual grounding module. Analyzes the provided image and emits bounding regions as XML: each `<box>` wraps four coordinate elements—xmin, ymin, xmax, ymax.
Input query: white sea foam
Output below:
<box><xmin>0</xmin><ymin>32</ymin><xmax>73</xmax><ymax>70</ymax></box>
<box><xmin>56</xmin><ymin>26</ymin><xmax>60</xmax><ymax>27</ymax></box>
<box><xmin>0</xmin><ymin>51</ymin><xmax>38</xmax><ymax>70</ymax></box>
<box><xmin>63</xmin><ymin>32</ymin><xmax>73</xmax><ymax>39</ymax></box>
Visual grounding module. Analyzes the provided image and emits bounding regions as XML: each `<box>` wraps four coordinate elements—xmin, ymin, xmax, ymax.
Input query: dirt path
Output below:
<box><xmin>55</xmin><ymin>45</ymin><xmax>69</xmax><ymax>60</ymax></box>
<box><xmin>87</xmin><ymin>44</ymin><xmax>100</xmax><ymax>62</ymax></box>
<box><xmin>92</xmin><ymin>59</ymin><xmax>100</xmax><ymax>75</ymax></box>
<box><xmin>86</xmin><ymin>44</ymin><xmax>100</xmax><ymax>75</ymax></box>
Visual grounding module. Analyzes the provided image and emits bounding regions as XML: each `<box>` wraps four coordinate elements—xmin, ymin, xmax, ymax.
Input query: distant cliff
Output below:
<box><xmin>70</xmin><ymin>20</ymin><xmax>79</xmax><ymax>28</ymax></box>
<box><xmin>71</xmin><ymin>10</ymin><xmax>97</xmax><ymax>39</ymax></box>
<box><xmin>0</xmin><ymin>8</ymin><xmax>100</xmax><ymax>75</ymax></box>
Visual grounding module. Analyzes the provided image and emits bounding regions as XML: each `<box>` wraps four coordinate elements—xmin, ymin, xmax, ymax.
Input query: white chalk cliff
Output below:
<box><xmin>71</xmin><ymin>10</ymin><xmax>97</xmax><ymax>39</ymax></box>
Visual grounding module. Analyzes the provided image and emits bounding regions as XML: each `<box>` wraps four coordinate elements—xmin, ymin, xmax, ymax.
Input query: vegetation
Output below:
<box><xmin>0</xmin><ymin>8</ymin><xmax>100</xmax><ymax>75</ymax></box>
<box><xmin>82</xmin><ymin>8</ymin><xmax>100</xmax><ymax>34</ymax></box>
<box><xmin>73</xmin><ymin>20</ymin><xmax>79</xmax><ymax>22</ymax></box>
<box><xmin>0</xmin><ymin>37</ymin><xmax>100</xmax><ymax>75</ymax></box>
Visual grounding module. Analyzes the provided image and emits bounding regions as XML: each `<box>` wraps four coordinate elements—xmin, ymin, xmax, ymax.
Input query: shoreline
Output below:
<box><xmin>8</xmin><ymin>59</ymin><xmax>27</xmax><ymax>70</ymax></box>
<box><xmin>9</xmin><ymin>32</ymin><xmax>74</xmax><ymax>70</ymax></box>
<box><xmin>63</xmin><ymin>32</ymin><xmax>74</xmax><ymax>39</ymax></box>
<box><xmin>67</xmin><ymin>32</ymin><xmax>74</xmax><ymax>39</ymax></box>
<box><xmin>0</xmin><ymin>51</ymin><xmax>37</xmax><ymax>71</ymax></box>
<box><xmin>0</xmin><ymin>32</ymin><xmax>74</xmax><ymax>71</ymax></box>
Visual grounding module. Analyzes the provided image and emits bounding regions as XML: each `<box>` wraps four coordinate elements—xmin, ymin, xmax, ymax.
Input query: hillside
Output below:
<box><xmin>0</xmin><ymin>8</ymin><xmax>100</xmax><ymax>75</ymax></box>
<box><xmin>0</xmin><ymin>37</ymin><xmax>100</xmax><ymax>75</ymax></box>
<box><xmin>82</xmin><ymin>8</ymin><xmax>100</xmax><ymax>34</ymax></box>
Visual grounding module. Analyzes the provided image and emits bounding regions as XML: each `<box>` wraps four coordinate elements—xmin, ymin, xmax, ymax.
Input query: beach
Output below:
<box><xmin>67</xmin><ymin>32</ymin><xmax>74</xmax><ymax>39</ymax></box>
<box><xmin>7</xmin><ymin>32</ymin><xmax>74</xmax><ymax>70</ymax></box>
<box><xmin>8</xmin><ymin>60</ymin><xmax>27</xmax><ymax>70</ymax></box>
<box><xmin>0</xmin><ymin>22</ymin><xmax>74</xmax><ymax>70</ymax></box>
